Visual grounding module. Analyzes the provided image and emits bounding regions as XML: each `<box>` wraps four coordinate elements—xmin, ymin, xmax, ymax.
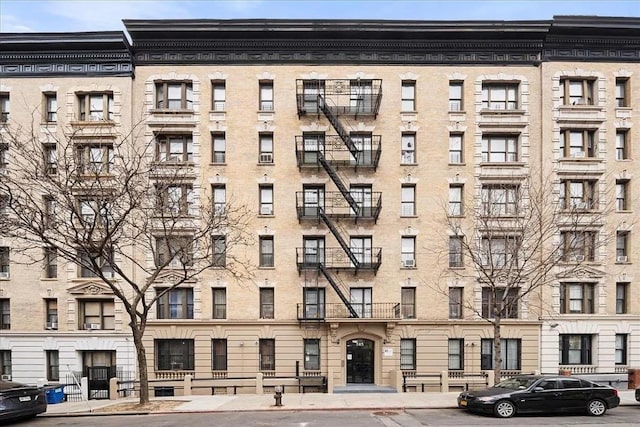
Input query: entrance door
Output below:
<box><xmin>346</xmin><ymin>338</ymin><xmax>374</xmax><ymax>384</ymax></box>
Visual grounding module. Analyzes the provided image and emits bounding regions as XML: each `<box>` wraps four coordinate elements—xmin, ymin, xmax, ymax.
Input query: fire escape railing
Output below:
<box><xmin>295</xmin><ymin>135</ymin><xmax>382</xmax><ymax>170</ymax></box>
<box><xmin>295</xmin><ymin>191</ymin><xmax>382</xmax><ymax>222</ymax></box>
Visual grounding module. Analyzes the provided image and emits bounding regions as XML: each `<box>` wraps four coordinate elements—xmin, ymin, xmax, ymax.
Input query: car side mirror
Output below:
<box><xmin>533</xmin><ymin>387</ymin><xmax>545</xmax><ymax>392</ymax></box>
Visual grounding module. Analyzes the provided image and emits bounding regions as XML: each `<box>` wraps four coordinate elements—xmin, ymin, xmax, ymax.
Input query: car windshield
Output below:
<box><xmin>494</xmin><ymin>377</ymin><xmax>537</xmax><ymax>390</ymax></box>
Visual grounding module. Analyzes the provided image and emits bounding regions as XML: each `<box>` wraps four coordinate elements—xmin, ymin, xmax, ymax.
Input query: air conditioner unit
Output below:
<box><xmin>46</xmin><ymin>322</ymin><xmax>58</xmax><ymax>330</ymax></box>
<box><xmin>103</xmin><ymin>271</ymin><xmax>114</xmax><ymax>279</ymax></box>
<box><xmin>1</xmin><ymin>374</ymin><xmax>11</xmax><ymax>381</ymax></box>
<box><xmin>170</xmin><ymin>362</ymin><xmax>183</xmax><ymax>370</ymax></box>
<box><xmin>403</xmin><ymin>259</ymin><xmax>416</xmax><ymax>268</ymax></box>
<box><xmin>571</xmin><ymin>151</ymin><xmax>586</xmax><ymax>158</ymax></box>
<box><xmin>572</xmin><ymin>98</ymin><xmax>587</xmax><ymax>105</ymax></box>
<box><xmin>617</xmin><ymin>256</ymin><xmax>628</xmax><ymax>263</ymax></box>
<box><xmin>574</xmin><ymin>202</ymin><xmax>588</xmax><ymax>209</ymax></box>
<box><xmin>0</xmin><ymin>272</ymin><xmax>8</xmax><ymax>279</ymax></box>
<box><xmin>260</xmin><ymin>206</ymin><xmax>273</xmax><ymax>215</ymax></box>
<box><xmin>259</xmin><ymin>153</ymin><xmax>273</xmax><ymax>163</ymax></box>
<box><xmin>84</xmin><ymin>323</ymin><xmax>101</xmax><ymax>330</ymax></box>
<box><xmin>571</xmin><ymin>255</ymin><xmax>585</xmax><ymax>262</ymax></box>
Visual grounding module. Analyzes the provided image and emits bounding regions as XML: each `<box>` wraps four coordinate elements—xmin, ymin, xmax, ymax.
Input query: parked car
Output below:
<box><xmin>0</xmin><ymin>380</ymin><xmax>47</xmax><ymax>423</ymax></box>
<box><xmin>457</xmin><ymin>375</ymin><xmax>619</xmax><ymax>418</ymax></box>
<box><xmin>635</xmin><ymin>385</ymin><xmax>640</xmax><ymax>402</ymax></box>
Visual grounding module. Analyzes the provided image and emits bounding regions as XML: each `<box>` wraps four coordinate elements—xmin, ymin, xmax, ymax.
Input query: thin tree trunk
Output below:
<box><xmin>132</xmin><ymin>326</ymin><xmax>149</xmax><ymax>404</ymax></box>
<box><xmin>493</xmin><ymin>315</ymin><xmax>502</xmax><ymax>385</ymax></box>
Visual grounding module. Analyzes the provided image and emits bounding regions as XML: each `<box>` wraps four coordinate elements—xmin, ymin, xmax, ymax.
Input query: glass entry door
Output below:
<box><xmin>346</xmin><ymin>338</ymin><xmax>374</xmax><ymax>384</ymax></box>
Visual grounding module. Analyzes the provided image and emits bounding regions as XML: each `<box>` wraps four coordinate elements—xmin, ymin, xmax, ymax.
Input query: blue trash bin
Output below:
<box><xmin>45</xmin><ymin>386</ymin><xmax>64</xmax><ymax>404</ymax></box>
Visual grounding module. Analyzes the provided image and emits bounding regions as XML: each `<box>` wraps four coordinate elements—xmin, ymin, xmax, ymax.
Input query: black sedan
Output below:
<box><xmin>0</xmin><ymin>380</ymin><xmax>47</xmax><ymax>423</ymax></box>
<box><xmin>457</xmin><ymin>375</ymin><xmax>620</xmax><ymax>418</ymax></box>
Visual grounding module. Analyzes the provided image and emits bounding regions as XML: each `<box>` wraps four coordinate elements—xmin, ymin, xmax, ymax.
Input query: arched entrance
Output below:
<box><xmin>346</xmin><ymin>338</ymin><xmax>374</xmax><ymax>384</ymax></box>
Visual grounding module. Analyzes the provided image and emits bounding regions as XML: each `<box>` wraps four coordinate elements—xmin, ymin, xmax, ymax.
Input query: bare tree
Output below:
<box><xmin>436</xmin><ymin>173</ymin><xmax>609</xmax><ymax>384</ymax></box>
<box><xmin>0</xmin><ymin>118</ymin><xmax>253</xmax><ymax>404</ymax></box>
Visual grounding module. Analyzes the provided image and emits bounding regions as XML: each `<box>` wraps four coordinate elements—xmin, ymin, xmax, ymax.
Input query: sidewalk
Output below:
<box><xmin>43</xmin><ymin>389</ymin><xmax>639</xmax><ymax>416</ymax></box>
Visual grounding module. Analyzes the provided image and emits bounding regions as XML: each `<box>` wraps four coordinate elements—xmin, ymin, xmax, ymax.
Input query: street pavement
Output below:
<box><xmin>43</xmin><ymin>389</ymin><xmax>639</xmax><ymax>416</ymax></box>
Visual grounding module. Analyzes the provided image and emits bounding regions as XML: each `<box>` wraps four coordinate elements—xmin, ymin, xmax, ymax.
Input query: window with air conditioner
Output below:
<box><xmin>481</xmin><ymin>82</ymin><xmax>519</xmax><ymax>110</ymax></box>
<box><xmin>259</xmin><ymin>185</ymin><xmax>273</xmax><ymax>216</ymax></box>
<box><xmin>560</xmin><ymin>129</ymin><xmax>596</xmax><ymax>158</ymax></box>
<box><xmin>560</xmin><ymin>78</ymin><xmax>595</xmax><ymax>106</ymax></box>
<box><xmin>561</xmin><ymin>231</ymin><xmax>595</xmax><ymax>262</ymax></box>
<box><xmin>449</xmin><ymin>81</ymin><xmax>463</xmax><ymax>111</ymax></box>
<box><xmin>401</xmin><ymin>237</ymin><xmax>415</xmax><ymax>268</ymax></box>
<box><xmin>401</xmin><ymin>185</ymin><xmax>416</xmax><ymax>216</ymax></box>
<box><xmin>616</xmin><ymin>231</ymin><xmax>629</xmax><ymax>262</ymax></box>
<box><xmin>259</xmin><ymin>133</ymin><xmax>274</xmax><ymax>163</ymax></box>
<box><xmin>155</xmin><ymin>134</ymin><xmax>193</xmax><ymax>163</ymax></box>
<box><xmin>0</xmin><ymin>247</ymin><xmax>9</xmax><ymax>279</ymax></box>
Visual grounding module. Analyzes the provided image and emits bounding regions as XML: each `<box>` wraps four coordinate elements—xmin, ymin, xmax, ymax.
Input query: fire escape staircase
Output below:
<box><xmin>319</xmin><ymin>263</ymin><xmax>359</xmax><ymax>318</ymax></box>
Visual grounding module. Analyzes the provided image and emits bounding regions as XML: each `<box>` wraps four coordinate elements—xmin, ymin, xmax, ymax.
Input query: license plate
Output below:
<box><xmin>459</xmin><ymin>400</ymin><xmax>467</xmax><ymax>407</ymax></box>
<box><xmin>19</xmin><ymin>396</ymin><xmax>31</xmax><ymax>402</ymax></box>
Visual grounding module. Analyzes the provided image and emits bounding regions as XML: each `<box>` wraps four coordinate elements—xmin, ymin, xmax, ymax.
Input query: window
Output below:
<box><xmin>400</xmin><ymin>339</ymin><xmax>416</xmax><ymax>370</ymax></box>
<box><xmin>482</xmin><ymin>83</ymin><xmax>518</xmax><ymax>110</ymax></box>
<box><xmin>616</xmin><ymin>282</ymin><xmax>628</xmax><ymax>314</ymax></box>
<box><xmin>46</xmin><ymin>350</ymin><xmax>59</xmax><ymax>382</ymax></box>
<box><xmin>401</xmin><ymin>81</ymin><xmax>415</xmax><ymax>111</ymax></box>
<box><xmin>303</xmin><ymin>288</ymin><xmax>325</xmax><ymax>319</ymax></box>
<box><xmin>0</xmin><ymin>299</ymin><xmax>9</xmax><ymax>329</ymax></box>
<box><xmin>448</xmin><ymin>338</ymin><xmax>464</xmax><ymax>370</ymax></box>
<box><xmin>449</xmin><ymin>236</ymin><xmax>463</xmax><ymax>268</ymax></box>
<box><xmin>559</xmin><ymin>129</ymin><xmax>596</xmax><ymax>158</ymax></box>
<box><xmin>401</xmin><ymin>133</ymin><xmax>415</xmax><ymax>164</ymax></box>
<box><xmin>155</xmin><ymin>339</ymin><xmax>194</xmax><ymax>370</ymax></box>
<box><xmin>258</xmin><ymin>185</ymin><xmax>273</xmax><ymax>216</ymax></box>
<box><xmin>212</xmin><ymin>81</ymin><xmax>226</xmax><ymax>111</ymax></box>
<box><xmin>560</xmin><ymin>78</ymin><xmax>594</xmax><ymax>105</ymax></box>
<box><xmin>155</xmin><ymin>134</ymin><xmax>193</xmax><ymax>163</ymax></box>
<box><xmin>350</xmin><ymin>185</ymin><xmax>373</xmax><ymax>216</ymax></box>
<box><xmin>78</xmin><ymin>248</ymin><xmax>114</xmax><ymax>278</ymax></box>
<box><xmin>211</xmin><ymin>339</ymin><xmax>227</xmax><ymax>370</ymax></box>
<box><xmin>259</xmin><ymin>236</ymin><xmax>274</xmax><ymax>268</ymax></box>
<box><xmin>449</xmin><ymin>81</ymin><xmax>463</xmax><ymax>111</ymax></box>
<box><xmin>350</xmin><ymin>236</ymin><xmax>373</xmax><ymax>265</ymax></box>
<box><xmin>482</xmin><ymin>287</ymin><xmax>519</xmax><ymax>319</ymax></box>
<box><xmin>44</xmin><ymin>92</ymin><xmax>57</xmax><ymax>122</ymax></box>
<box><xmin>212</xmin><ymin>288</ymin><xmax>226</xmax><ymax>319</ymax></box>
<box><xmin>616</xmin><ymin>131</ymin><xmax>629</xmax><ymax>160</ymax></box>
<box><xmin>155</xmin><ymin>81</ymin><xmax>193</xmax><ymax>110</ymax></box>
<box><xmin>155</xmin><ymin>237</ymin><xmax>193</xmax><ymax>269</ymax></box>
<box><xmin>616</xmin><ymin>180</ymin><xmax>629</xmax><ymax>211</ymax></box>
<box><xmin>559</xmin><ymin>334</ymin><xmax>592</xmax><ymax>365</ymax></box>
<box><xmin>44</xmin><ymin>247</ymin><xmax>57</xmax><ymax>278</ymax></box>
<box><xmin>303</xmin><ymin>237</ymin><xmax>325</xmax><ymax>266</ymax></box>
<box><xmin>615</xmin><ymin>334</ymin><xmax>628</xmax><ymax>365</ymax></box>
<box><xmin>44</xmin><ymin>144</ymin><xmax>57</xmax><ymax>174</ymax></box>
<box><xmin>482</xmin><ymin>184</ymin><xmax>519</xmax><ymax>215</ymax></box>
<box><xmin>481</xmin><ymin>338</ymin><xmax>521</xmax><ymax>370</ymax></box>
<box><xmin>77</xmin><ymin>92</ymin><xmax>113</xmax><ymax>121</ymax></box>
<box><xmin>0</xmin><ymin>247</ymin><xmax>9</xmax><ymax>278</ymax></box>
<box><xmin>481</xmin><ymin>134</ymin><xmax>518</xmax><ymax>162</ymax></box>
<box><xmin>615</xmin><ymin>78</ymin><xmax>629</xmax><ymax>108</ymax></box>
<box><xmin>259</xmin><ymin>288</ymin><xmax>274</xmax><ymax>319</ymax></box>
<box><xmin>212</xmin><ymin>133</ymin><xmax>226</xmax><ymax>163</ymax></box>
<box><xmin>212</xmin><ymin>185</ymin><xmax>226</xmax><ymax>216</ymax></box>
<box><xmin>259</xmin><ymin>81</ymin><xmax>274</xmax><ymax>111</ymax></box>
<box><xmin>449</xmin><ymin>287</ymin><xmax>463</xmax><ymax>319</ymax></box>
<box><xmin>259</xmin><ymin>133</ymin><xmax>273</xmax><ymax>163</ymax></box>
<box><xmin>448</xmin><ymin>185</ymin><xmax>463</xmax><ymax>216</ymax></box>
<box><xmin>350</xmin><ymin>79</ymin><xmax>373</xmax><ymax>113</ymax></box>
<box><xmin>559</xmin><ymin>283</ymin><xmax>594</xmax><ymax>314</ymax></box>
<box><xmin>616</xmin><ymin>231</ymin><xmax>629</xmax><ymax>262</ymax></box>
<box><xmin>76</xmin><ymin>143</ymin><xmax>114</xmax><ymax>175</ymax></box>
<box><xmin>401</xmin><ymin>237</ymin><xmax>415</xmax><ymax>268</ymax></box>
<box><xmin>156</xmin><ymin>183</ymin><xmax>194</xmax><ymax>216</ymax></box>
<box><xmin>401</xmin><ymin>287</ymin><xmax>415</xmax><ymax>319</ymax></box>
<box><xmin>0</xmin><ymin>93</ymin><xmax>9</xmax><ymax>122</ymax></box>
<box><xmin>0</xmin><ymin>144</ymin><xmax>8</xmax><ymax>171</ymax></box>
<box><xmin>259</xmin><ymin>338</ymin><xmax>275</xmax><ymax>371</ymax></box>
<box><xmin>0</xmin><ymin>351</ymin><xmax>11</xmax><ymax>378</ymax></box>
<box><xmin>45</xmin><ymin>299</ymin><xmax>58</xmax><ymax>329</ymax></box>
<box><xmin>156</xmin><ymin>288</ymin><xmax>194</xmax><ymax>319</ymax></box>
<box><xmin>401</xmin><ymin>185</ymin><xmax>415</xmax><ymax>216</ymax></box>
<box><xmin>559</xmin><ymin>180</ymin><xmax>596</xmax><ymax>210</ymax></box>
<box><xmin>304</xmin><ymin>339</ymin><xmax>320</xmax><ymax>371</ymax></box>
<box><xmin>79</xmin><ymin>299</ymin><xmax>115</xmax><ymax>330</ymax></box>
<box><xmin>480</xmin><ymin>236</ymin><xmax>519</xmax><ymax>268</ymax></box>
<box><xmin>78</xmin><ymin>198</ymin><xmax>111</xmax><ymax>227</ymax></box>
<box><xmin>449</xmin><ymin>133</ymin><xmax>463</xmax><ymax>163</ymax></box>
<box><xmin>350</xmin><ymin>288</ymin><xmax>372</xmax><ymax>318</ymax></box>
<box><xmin>560</xmin><ymin>231</ymin><xmax>596</xmax><ymax>262</ymax></box>
<box><xmin>302</xmin><ymin>80</ymin><xmax>325</xmax><ymax>113</ymax></box>
<box><xmin>212</xmin><ymin>235</ymin><xmax>226</xmax><ymax>267</ymax></box>
<box><xmin>44</xmin><ymin>196</ymin><xmax>56</xmax><ymax>227</ymax></box>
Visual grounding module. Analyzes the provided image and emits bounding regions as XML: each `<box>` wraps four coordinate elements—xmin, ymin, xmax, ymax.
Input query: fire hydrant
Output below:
<box><xmin>274</xmin><ymin>385</ymin><xmax>283</xmax><ymax>407</ymax></box>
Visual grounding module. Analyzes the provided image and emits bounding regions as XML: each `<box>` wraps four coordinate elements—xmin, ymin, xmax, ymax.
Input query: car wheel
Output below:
<box><xmin>494</xmin><ymin>400</ymin><xmax>516</xmax><ymax>418</ymax></box>
<box><xmin>586</xmin><ymin>399</ymin><xmax>607</xmax><ymax>416</ymax></box>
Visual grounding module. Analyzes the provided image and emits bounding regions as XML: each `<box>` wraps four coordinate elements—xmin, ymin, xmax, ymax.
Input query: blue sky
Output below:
<box><xmin>1</xmin><ymin>0</ymin><xmax>639</xmax><ymax>33</ymax></box>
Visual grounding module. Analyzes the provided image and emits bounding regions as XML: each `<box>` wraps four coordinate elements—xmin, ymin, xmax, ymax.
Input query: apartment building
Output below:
<box><xmin>0</xmin><ymin>16</ymin><xmax>638</xmax><ymax>395</ymax></box>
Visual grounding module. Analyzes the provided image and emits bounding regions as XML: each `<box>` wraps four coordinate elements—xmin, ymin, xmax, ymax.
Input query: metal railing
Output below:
<box><xmin>295</xmin><ymin>191</ymin><xmax>382</xmax><ymax>221</ymax></box>
<box><xmin>296</xmin><ymin>247</ymin><xmax>382</xmax><ymax>271</ymax></box>
<box><xmin>297</xmin><ymin>302</ymin><xmax>401</xmax><ymax>320</ymax></box>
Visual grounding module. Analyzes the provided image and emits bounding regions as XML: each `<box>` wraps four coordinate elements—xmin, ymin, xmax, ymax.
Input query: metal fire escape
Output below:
<box><xmin>296</xmin><ymin>79</ymin><xmax>383</xmax><ymax>320</ymax></box>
